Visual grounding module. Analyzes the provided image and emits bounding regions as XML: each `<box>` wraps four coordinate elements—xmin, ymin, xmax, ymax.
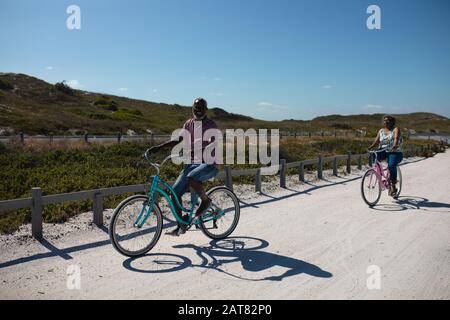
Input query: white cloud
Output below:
<box><xmin>213</xmin><ymin>77</ymin><xmax>222</xmax><ymax>81</ymax></box>
<box><xmin>363</xmin><ymin>104</ymin><xmax>384</xmax><ymax>113</ymax></box>
<box><xmin>152</xmin><ymin>89</ymin><xmax>157</xmax><ymax>93</ymax></box>
<box><xmin>66</xmin><ymin>80</ymin><xmax>83</xmax><ymax>89</ymax></box>
<box><xmin>322</xmin><ymin>85</ymin><xmax>333</xmax><ymax>89</ymax></box>
<box><xmin>256</xmin><ymin>102</ymin><xmax>288</xmax><ymax>112</ymax></box>
<box><xmin>45</xmin><ymin>66</ymin><xmax>53</xmax><ymax>70</ymax></box>
<box><xmin>117</xmin><ymin>88</ymin><xmax>128</xmax><ymax>92</ymax></box>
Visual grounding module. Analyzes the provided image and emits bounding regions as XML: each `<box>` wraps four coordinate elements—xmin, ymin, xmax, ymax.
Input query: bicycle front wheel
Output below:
<box><xmin>109</xmin><ymin>195</ymin><xmax>163</xmax><ymax>257</ymax></box>
<box><xmin>200</xmin><ymin>186</ymin><xmax>240</xmax><ymax>240</ymax></box>
<box><xmin>361</xmin><ymin>169</ymin><xmax>382</xmax><ymax>207</ymax></box>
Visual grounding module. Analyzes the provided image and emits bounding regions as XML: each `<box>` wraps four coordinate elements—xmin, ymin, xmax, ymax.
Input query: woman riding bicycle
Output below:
<box><xmin>368</xmin><ymin>115</ymin><xmax>404</xmax><ymax>196</ymax></box>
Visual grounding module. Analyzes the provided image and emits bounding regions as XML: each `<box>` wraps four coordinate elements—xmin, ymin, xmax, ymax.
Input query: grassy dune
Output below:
<box><xmin>0</xmin><ymin>73</ymin><xmax>449</xmax><ymax>136</ymax></box>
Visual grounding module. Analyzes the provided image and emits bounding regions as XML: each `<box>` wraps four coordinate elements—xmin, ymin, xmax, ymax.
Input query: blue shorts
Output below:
<box><xmin>172</xmin><ymin>164</ymin><xmax>218</xmax><ymax>198</ymax></box>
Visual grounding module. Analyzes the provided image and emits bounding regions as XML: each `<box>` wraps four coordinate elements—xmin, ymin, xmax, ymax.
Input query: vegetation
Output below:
<box><xmin>94</xmin><ymin>95</ymin><xmax>119</xmax><ymax>111</ymax></box>
<box><xmin>0</xmin><ymin>79</ymin><xmax>13</xmax><ymax>90</ymax></box>
<box><xmin>54</xmin><ymin>81</ymin><xmax>74</xmax><ymax>95</ymax></box>
<box><xmin>0</xmin><ymin>73</ymin><xmax>448</xmax><ymax>136</ymax></box>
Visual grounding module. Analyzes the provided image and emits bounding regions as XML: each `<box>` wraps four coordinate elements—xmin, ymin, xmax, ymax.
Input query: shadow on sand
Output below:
<box><xmin>371</xmin><ymin>196</ymin><xmax>450</xmax><ymax>212</ymax></box>
<box><xmin>122</xmin><ymin>236</ymin><xmax>333</xmax><ymax>282</ymax></box>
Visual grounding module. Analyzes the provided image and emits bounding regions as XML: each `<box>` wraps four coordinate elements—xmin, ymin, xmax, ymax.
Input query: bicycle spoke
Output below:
<box><xmin>111</xmin><ymin>197</ymin><xmax>162</xmax><ymax>256</ymax></box>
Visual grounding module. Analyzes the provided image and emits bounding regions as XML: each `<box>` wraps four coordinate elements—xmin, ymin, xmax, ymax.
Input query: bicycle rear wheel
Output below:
<box><xmin>361</xmin><ymin>169</ymin><xmax>382</xmax><ymax>207</ymax></box>
<box><xmin>109</xmin><ymin>195</ymin><xmax>163</xmax><ymax>257</ymax></box>
<box><xmin>200</xmin><ymin>186</ymin><xmax>240</xmax><ymax>240</ymax></box>
<box><xmin>393</xmin><ymin>166</ymin><xmax>402</xmax><ymax>199</ymax></box>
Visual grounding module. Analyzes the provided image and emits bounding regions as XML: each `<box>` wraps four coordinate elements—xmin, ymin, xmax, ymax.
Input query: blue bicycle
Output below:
<box><xmin>109</xmin><ymin>149</ymin><xmax>240</xmax><ymax>257</ymax></box>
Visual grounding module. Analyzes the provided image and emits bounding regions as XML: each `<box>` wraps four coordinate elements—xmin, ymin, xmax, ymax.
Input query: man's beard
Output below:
<box><xmin>193</xmin><ymin>110</ymin><xmax>206</xmax><ymax>120</ymax></box>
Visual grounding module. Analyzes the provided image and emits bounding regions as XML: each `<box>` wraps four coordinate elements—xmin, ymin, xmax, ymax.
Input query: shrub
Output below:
<box><xmin>94</xmin><ymin>96</ymin><xmax>119</xmax><ymax>111</ymax></box>
<box><xmin>131</xmin><ymin>109</ymin><xmax>143</xmax><ymax>116</ymax></box>
<box><xmin>332</xmin><ymin>123</ymin><xmax>353</xmax><ymax>130</ymax></box>
<box><xmin>0</xmin><ymin>79</ymin><xmax>13</xmax><ymax>90</ymax></box>
<box><xmin>112</xmin><ymin>108</ymin><xmax>142</xmax><ymax>120</ymax></box>
<box><xmin>54</xmin><ymin>81</ymin><xmax>74</xmax><ymax>95</ymax></box>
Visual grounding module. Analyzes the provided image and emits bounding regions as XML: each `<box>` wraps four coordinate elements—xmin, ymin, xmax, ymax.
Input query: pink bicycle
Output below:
<box><xmin>361</xmin><ymin>148</ymin><xmax>403</xmax><ymax>207</ymax></box>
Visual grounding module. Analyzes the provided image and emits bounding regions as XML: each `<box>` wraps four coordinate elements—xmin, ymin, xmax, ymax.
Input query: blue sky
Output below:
<box><xmin>1</xmin><ymin>0</ymin><xmax>449</xmax><ymax>120</ymax></box>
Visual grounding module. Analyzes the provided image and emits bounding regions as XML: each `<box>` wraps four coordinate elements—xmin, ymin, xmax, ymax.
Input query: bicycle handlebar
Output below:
<box><xmin>143</xmin><ymin>149</ymin><xmax>191</xmax><ymax>175</ymax></box>
<box><xmin>367</xmin><ymin>147</ymin><xmax>389</xmax><ymax>153</ymax></box>
<box><xmin>367</xmin><ymin>147</ymin><xmax>390</xmax><ymax>164</ymax></box>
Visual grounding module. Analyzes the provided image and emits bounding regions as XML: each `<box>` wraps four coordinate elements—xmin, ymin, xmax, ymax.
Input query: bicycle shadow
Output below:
<box><xmin>122</xmin><ymin>236</ymin><xmax>333</xmax><ymax>282</ymax></box>
<box><xmin>371</xmin><ymin>196</ymin><xmax>450</xmax><ymax>212</ymax></box>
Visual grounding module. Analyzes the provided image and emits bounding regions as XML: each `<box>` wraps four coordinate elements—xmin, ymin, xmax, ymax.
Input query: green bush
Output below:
<box><xmin>113</xmin><ymin>108</ymin><xmax>141</xmax><ymax>120</ymax></box>
<box><xmin>94</xmin><ymin>96</ymin><xmax>119</xmax><ymax>111</ymax></box>
<box><xmin>0</xmin><ymin>79</ymin><xmax>13</xmax><ymax>90</ymax></box>
<box><xmin>54</xmin><ymin>81</ymin><xmax>74</xmax><ymax>95</ymax></box>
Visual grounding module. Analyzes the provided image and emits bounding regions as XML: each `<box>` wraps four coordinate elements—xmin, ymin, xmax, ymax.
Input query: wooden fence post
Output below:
<box><xmin>117</xmin><ymin>132</ymin><xmax>122</xmax><ymax>143</ymax></box>
<box><xmin>32</xmin><ymin>187</ymin><xmax>43</xmax><ymax>239</ymax></box>
<box><xmin>317</xmin><ymin>155</ymin><xmax>323</xmax><ymax>179</ymax></box>
<box><xmin>346</xmin><ymin>152</ymin><xmax>351</xmax><ymax>174</ymax></box>
<box><xmin>93</xmin><ymin>192</ymin><xmax>104</xmax><ymax>226</ymax></box>
<box><xmin>299</xmin><ymin>162</ymin><xmax>305</xmax><ymax>182</ymax></box>
<box><xmin>225</xmin><ymin>166</ymin><xmax>233</xmax><ymax>191</ymax></box>
<box><xmin>357</xmin><ymin>155</ymin><xmax>362</xmax><ymax>170</ymax></box>
<box><xmin>84</xmin><ymin>133</ymin><xmax>89</xmax><ymax>143</ymax></box>
<box><xmin>333</xmin><ymin>157</ymin><xmax>338</xmax><ymax>176</ymax></box>
<box><xmin>280</xmin><ymin>159</ymin><xmax>286</xmax><ymax>188</ymax></box>
<box><xmin>255</xmin><ymin>169</ymin><xmax>261</xmax><ymax>193</ymax></box>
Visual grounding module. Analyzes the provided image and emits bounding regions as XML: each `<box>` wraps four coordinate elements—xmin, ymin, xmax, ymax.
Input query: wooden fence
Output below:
<box><xmin>0</xmin><ymin>130</ymin><xmax>365</xmax><ymax>145</ymax></box>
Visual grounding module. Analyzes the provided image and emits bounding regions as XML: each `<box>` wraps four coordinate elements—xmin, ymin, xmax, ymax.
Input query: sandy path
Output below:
<box><xmin>0</xmin><ymin>152</ymin><xmax>449</xmax><ymax>299</ymax></box>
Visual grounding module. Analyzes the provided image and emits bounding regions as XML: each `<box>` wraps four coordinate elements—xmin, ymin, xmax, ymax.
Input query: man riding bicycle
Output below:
<box><xmin>368</xmin><ymin>115</ymin><xmax>404</xmax><ymax>196</ymax></box>
<box><xmin>148</xmin><ymin>97</ymin><xmax>219</xmax><ymax>236</ymax></box>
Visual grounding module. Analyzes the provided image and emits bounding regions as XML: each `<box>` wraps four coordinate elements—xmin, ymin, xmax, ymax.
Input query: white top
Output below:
<box><xmin>379</xmin><ymin>128</ymin><xmax>402</xmax><ymax>152</ymax></box>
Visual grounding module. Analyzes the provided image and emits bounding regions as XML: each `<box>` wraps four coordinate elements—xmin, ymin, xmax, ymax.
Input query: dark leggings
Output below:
<box><xmin>377</xmin><ymin>151</ymin><xmax>403</xmax><ymax>184</ymax></box>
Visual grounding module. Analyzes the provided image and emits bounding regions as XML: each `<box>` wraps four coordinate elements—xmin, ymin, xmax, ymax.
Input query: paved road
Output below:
<box><xmin>0</xmin><ymin>151</ymin><xmax>449</xmax><ymax>299</ymax></box>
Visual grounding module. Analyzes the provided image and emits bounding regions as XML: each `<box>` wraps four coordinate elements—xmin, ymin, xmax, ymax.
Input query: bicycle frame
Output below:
<box><xmin>133</xmin><ymin>175</ymin><xmax>197</xmax><ymax>228</ymax></box>
<box><xmin>133</xmin><ymin>152</ymin><xmax>225</xmax><ymax>228</ymax></box>
<box><xmin>369</xmin><ymin>149</ymin><xmax>392</xmax><ymax>189</ymax></box>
